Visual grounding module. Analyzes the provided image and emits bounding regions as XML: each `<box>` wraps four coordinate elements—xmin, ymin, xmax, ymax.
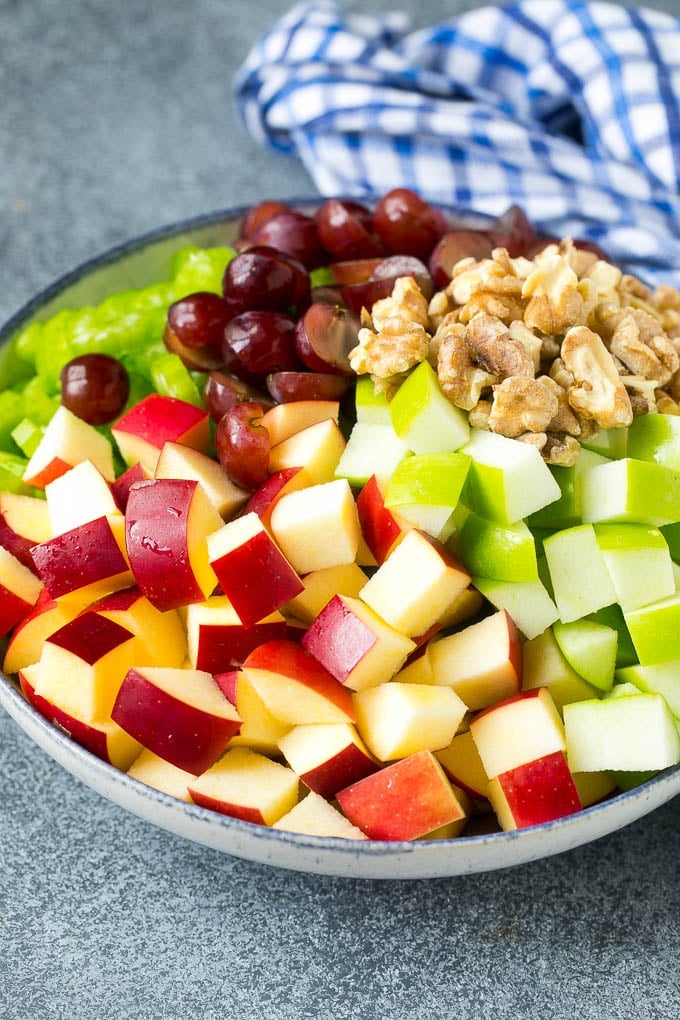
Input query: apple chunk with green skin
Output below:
<box><xmin>0</xmin><ymin>491</ymin><xmax>51</xmax><ymax>569</ymax></box>
<box><xmin>278</xmin><ymin>723</ymin><xmax>379</xmax><ymax>800</ymax></box>
<box><xmin>23</xmin><ymin>404</ymin><xmax>115</xmax><ymax>489</ymax></box>
<box><xmin>460</xmin><ymin>428</ymin><xmax>561</xmax><ymax>524</ymax></box>
<box><xmin>616</xmin><ymin>661</ymin><xmax>680</xmax><ymax>718</ymax></box>
<box><xmin>127</xmin><ymin>748</ymin><xmax>195</xmax><ymax>802</ymax></box>
<box><xmin>273</xmin><ymin>791</ymin><xmax>368</xmax><ymax>839</ymax></box>
<box><xmin>552</xmin><ymin>619</ymin><xmax>618</xmax><ymax>692</ymax></box>
<box><xmin>125</xmin><ymin>478</ymin><xmax>222</xmax><ymax>612</ymax></box>
<box><xmin>389</xmin><ymin>359</ymin><xmax>470</xmax><ymax>454</ymax></box>
<box><xmin>527</xmin><ymin>449</ymin><xmax>609</xmax><ymax>530</ymax></box>
<box><xmin>352</xmin><ymin>682</ymin><xmax>468</xmax><ymax>761</ymax></box>
<box><xmin>355</xmin><ymin>474</ymin><xmax>412</xmax><ymax>565</ymax></box>
<box><xmin>30</xmin><ymin>514</ymin><xmax>133</xmax><ymax>606</ymax></box>
<box><xmin>336</xmin><ymin>750</ymin><xmax>469</xmax><ymax>841</ymax></box>
<box><xmin>301</xmin><ymin>594</ymin><xmax>416</xmax><ymax>691</ymax></box>
<box><xmin>359</xmin><ymin>529</ymin><xmax>471</xmax><ymax>638</ymax></box>
<box><xmin>269</xmin><ymin>478</ymin><xmax>360</xmax><ymax>575</ymax></box>
<box><xmin>354</xmin><ymin>375</ymin><xmax>391</xmax><ymax>425</ymax></box>
<box><xmin>89</xmin><ymin>586</ymin><xmax>187</xmax><ymax>668</ymax></box>
<box><xmin>187</xmin><ymin>747</ymin><xmax>299</xmax><ymax>825</ymax></box>
<box><xmin>428</xmin><ymin>610</ymin><xmax>522</xmax><ymax>711</ymax></box>
<box><xmin>624</xmin><ymin>593</ymin><xmax>680</xmax><ymax>665</ymax></box>
<box><xmin>452</xmin><ymin>511</ymin><xmax>538</xmax><ymax>583</ymax></box>
<box><xmin>469</xmin><ymin>688</ymin><xmax>566</xmax><ymax>780</ymax></box>
<box><xmin>580</xmin><ymin>457</ymin><xmax>680</xmax><ymax>526</ymax></box>
<box><xmin>626</xmin><ymin>411</ymin><xmax>680</xmax><ymax>471</ymax></box>
<box><xmin>383</xmin><ymin>452</ymin><xmax>470</xmax><ymax>539</ymax></box>
<box><xmin>472</xmin><ymin>576</ymin><xmax>558</xmax><ymax>640</ymax></box>
<box><xmin>543</xmin><ymin>524</ymin><xmax>617</xmax><ymax>623</ymax></box>
<box><xmin>564</xmin><ymin>694</ymin><xmax>680</xmax><ymax>772</ymax></box>
<box><xmin>154</xmin><ymin>441</ymin><xmax>250</xmax><ymax>519</ymax></box>
<box><xmin>186</xmin><ymin>596</ymin><xmax>287</xmax><ymax>672</ymax></box>
<box><xmin>241</xmin><ymin>639</ymin><xmax>356</xmax><ymax>726</ymax></box>
<box><xmin>334</xmin><ymin>421</ymin><xmax>410</xmax><ymax>487</ymax></box>
<box><xmin>521</xmin><ymin>627</ymin><xmax>598</xmax><ymax>710</ymax></box>
<box><xmin>34</xmin><ymin>612</ymin><xmax>135</xmax><ymax>722</ymax></box>
<box><xmin>487</xmin><ymin>751</ymin><xmax>582</xmax><ymax>830</ymax></box>
<box><xmin>112</xmin><ymin>666</ymin><xmax>241</xmax><ymax>774</ymax></box>
<box><xmin>0</xmin><ymin>546</ymin><xmax>43</xmax><ymax>636</ymax></box>
<box><xmin>45</xmin><ymin>459</ymin><xmax>120</xmax><ymax>536</ymax></box>
<box><xmin>112</xmin><ymin>393</ymin><xmax>210</xmax><ymax>474</ymax></box>
<box><xmin>207</xmin><ymin>511</ymin><xmax>303</xmax><ymax>626</ymax></box>
<box><xmin>19</xmin><ymin>664</ymin><xmax>142</xmax><ymax>771</ymax></box>
<box><xmin>593</xmin><ymin>522</ymin><xmax>675</xmax><ymax>612</ymax></box>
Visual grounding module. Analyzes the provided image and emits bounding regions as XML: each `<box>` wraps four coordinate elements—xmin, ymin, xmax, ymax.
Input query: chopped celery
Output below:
<box><xmin>170</xmin><ymin>245</ymin><xmax>235</xmax><ymax>295</ymax></box>
<box><xmin>150</xmin><ymin>353</ymin><xmax>203</xmax><ymax>406</ymax></box>
<box><xmin>10</xmin><ymin>418</ymin><xmax>45</xmax><ymax>457</ymax></box>
<box><xmin>0</xmin><ymin>391</ymin><xmax>26</xmax><ymax>452</ymax></box>
<box><xmin>19</xmin><ymin>376</ymin><xmax>61</xmax><ymax>425</ymax></box>
<box><xmin>11</xmin><ymin>321</ymin><xmax>45</xmax><ymax>368</ymax></box>
<box><xmin>310</xmin><ymin>266</ymin><xmax>335</xmax><ymax>288</ymax></box>
<box><xmin>0</xmin><ymin>334</ymin><xmax>35</xmax><ymax>390</ymax></box>
<box><xmin>0</xmin><ymin>451</ymin><xmax>36</xmax><ymax>495</ymax></box>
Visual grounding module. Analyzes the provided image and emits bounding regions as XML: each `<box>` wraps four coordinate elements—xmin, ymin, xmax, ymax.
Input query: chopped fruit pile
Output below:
<box><xmin>1</xmin><ymin>190</ymin><xmax>680</xmax><ymax>843</ymax></box>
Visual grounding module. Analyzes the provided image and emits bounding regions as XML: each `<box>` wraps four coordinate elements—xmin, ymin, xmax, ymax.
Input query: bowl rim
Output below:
<box><xmin>1</xmin><ymin>201</ymin><xmax>678</xmax><ymax>878</ymax></box>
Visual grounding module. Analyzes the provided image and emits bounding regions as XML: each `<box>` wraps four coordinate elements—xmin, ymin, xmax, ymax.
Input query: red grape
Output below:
<box><xmin>341</xmin><ymin>255</ymin><xmax>433</xmax><ymax>314</ymax></box>
<box><xmin>488</xmin><ymin>205</ymin><xmax>537</xmax><ymax>257</ymax></box>
<box><xmin>165</xmin><ymin>292</ymin><xmax>232</xmax><ymax>349</ymax></box>
<box><xmin>428</xmin><ymin>230</ymin><xmax>496</xmax><ymax>288</ymax></box>
<box><xmin>294</xmin><ymin>302</ymin><xmax>360</xmax><ymax>376</ymax></box>
<box><xmin>315</xmin><ymin>199</ymin><xmax>385</xmax><ymax>261</ymax></box>
<box><xmin>240</xmin><ymin>200</ymin><xmax>291</xmax><ymax>240</ymax></box>
<box><xmin>249</xmin><ymin>209</ymin><xmax>327</xmax><ymax>269</ymax></box>
<box><xmin>266</xmin><ymin>370</ymin><xmax>352</xmax><ymax>403</ymax></box>
<box><xmin>203</xmin><ymin>370</ymin><xmax>274</xmax><ymax>422</ymax></box>
<box><xmin>372</xmin><ymin>188</ymin><xmax>447</xmax><ymax>261</ymax></box>
<box><xmin>222</xmin><ymin>310</ymin><xmax>300</xmax><ymax>384</ymax></box>
<box><xmin>215</xmin><ymin>401</ymin><xmax>270</xmax><ymax>490</ymax></box>
<box><xmin>60</xmin><ymin>353</ymin><xmax>130</xmax><ymax>425</ymax></box>
<box><xmin>222</xmin><ymin>245</ymin><xmax>310</xmax><ymax>318</ymax></box>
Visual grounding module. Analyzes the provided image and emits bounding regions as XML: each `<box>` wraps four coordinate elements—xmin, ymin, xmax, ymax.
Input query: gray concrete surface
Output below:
<box><xmin>1</xmin><ymin>1</ymin><xmax>679</xmax><ymax>1017</ymax></box>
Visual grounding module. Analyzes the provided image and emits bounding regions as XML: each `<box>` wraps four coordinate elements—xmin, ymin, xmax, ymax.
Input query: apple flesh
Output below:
<box><xmin>186</xmin><ymin>596</ymin><xmax>287</xmax><ymax>672</ymax></box>
<box><xmin>269</xmin><ymin>478</ymin><xmax>361</xmax><ymax>575</ymax></box>
<box><xmin>215</xmin><ymin>669</ymin><xmax>290</xmax><ymax>756</ymax></box>
<box><xmin>272</xmin><ymin>791</ymin><xmax>368</xmax><ymax>839</ymax></box>
<box><xmin>593</xmin><ymin>522</ymin><xmax>675</xmax><ymax>612</ymax></box>
<box><xmin>127</xmin><ymin>748</ymin><xmax>195</xmax><ymax>802</ymax></box>
<box><xmin>383</xmin><ymin>452</ymin><xmax>471</xmax><ymax>539</ymax></box>
<box><xmin>336</xmin><ymin>750</ymin><xmax>469</xmax><ymax>841</ymax></box>
<box><xmin>2</xmin><ymin>589</ymin><xmax>73</xmax><ymax>674</ymax></box>
<box><xmin>435</xmin><ymin>730</ymin><xmax>490</xmax><ymax>802</ymax></box>
<box><xmin>260</xmin><ymin>399</ymin><xmax>339</xmax><ymax>446</ymax></box>
<box><xmin>352</xmin><ymin>681</ymin><xmax>468</xmax><ymax>762</ymax></box>
<box><xmin>111</xmin><ymin>393</ymin><xmax>210</xmax><ymax>474</ymax></box>
<box><xmin>624</xmin><ymin>593</ymin><xmax>680</xmax><ymax>665</ymax></box>
<box><xmin>564</xmin><ymin>693</ymin><xmax>680</xmax><ymax>772</ymax></box>
<box><xmin>616</xmin><ymin>660</ymin><xmax>680</xmax><ymax>717</ymax></box>
<box><xmin>334</xmin><ymin>421</ymin><xmax>409</xmax><ymax>487</ymax></box>
<box><xmin>23</xmin><ymin>405</ymin><xmax>115</xmax><ymax>489</ymax></box>
<box><xmin>355</xmin><ymin>473</ymin><xmax>411</xmax><ymax>565</ymax></box>
<box><xmin>187</xmin><ymin>746</ymin><xmax>299</xmax><ymax>825</ymax></box>
<box><xmin>471</xmin><ymin>576</ymin><xmax>558</xmax><ymax>640</ymax></box>
<box><xmin>521</xmin><ymin>627</ymin><xmax>598</xmax><ymax>709</ymax></box>
<box><xmin>542</xmin><ymin>524</ymin><xmax>617</xmax><ymax>623</ymax></box>
<box><xmin>286</xmin><ymin>562</ymin><xmax>369</xmax><ymax>624</ymax></box>
<box><xmin>552</xmin><ymin>619</ymin><xmax>617</xmax><ymax>692</ymax></box>
<box><xmin>268</xmin><ymin>417</ymin><xmax>346</xmax><ymax>485</ymax></box>
<box><xmin>277</xmin><ymin>722</ymin><xmax>378</xmax><ymax>800</ymax></box>
<box><xmin>45</xmin><ymin>459</ymin><xmax>120</xmax><ymax>536</ymax></box>
<box><xmin>154</xmin><ymin>440</ymin><xmax>250</xmax><ymax>518</ymax></box>
<box><xmin>0</xmin><ymin>491</ymin><xmax>51</xmax><ymax>568</ymax></box>
<box><xmin>0</xmin><ymin>546</ymin><xmax>43</xmax><ymax>636</ymax></box>
<box><xmin>469</xmin><ymin>688</ymin><xmax>567</xmax><ymax>780</ymax></box>
<box><xmin>487</xmin><ymin>751</ymin><xmax>582</xmax><ymax>830</ymax></box>
<box><xmin>580</xmin><ymin>457</ymin><xmax>680</xmax><ymax>526</ymax></box>
<box><xmin>389</xmin><ymin>359</ymin><xmax>470</xmax><ymax>454</ymax></box>
<box><xmin>89</xmin><ymin>585</ymin><xmax>187</xmax><ymax>668</ymax></box>
<box><xmin>428</xmin><ymin>610</ymin><xmax>522</xmax><ymax>710</ymax></box>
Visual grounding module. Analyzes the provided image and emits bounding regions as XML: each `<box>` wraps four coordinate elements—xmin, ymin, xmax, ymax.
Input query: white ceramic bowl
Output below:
<box><xmin>1</xmin><ymin>205</ymin><xmax>679</xmax><ymax>879</ymax></box>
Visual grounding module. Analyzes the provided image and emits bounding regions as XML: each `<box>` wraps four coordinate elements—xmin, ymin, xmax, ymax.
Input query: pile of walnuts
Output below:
<box><xmin>348</xmin><ymin>241</ymin><xmax>680</xmax><ymax>465</ymax></box>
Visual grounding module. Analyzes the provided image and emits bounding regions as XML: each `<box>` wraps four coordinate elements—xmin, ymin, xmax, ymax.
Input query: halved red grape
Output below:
<box><xmin>266</xmin><ymin>370</ymin><xmax>353</xmax><ymax>403</ymax></box>
<box><xmin>222</xmin><ymin>245</ymin><xmax>311</xmax><ymax>318</ymax></box>
<box><xmin>341</xmin><ymin>255</ymin><xmax>433</xmax><ymax>315</ymax></box>
<box><xmin>240</xmin><ymin>200</ymin><xmax>292</xmax><ymax>240</ymax></box>
<box><xmin>372</xmin><ymin>188</ymin><xmax>447</xmax><ymax>261</ymax></box>
<box><xmin>428</xmin><ymin>230</ymin><xmax>496</xmax><ymax>288</ymax></box>
<box><xmin>203</xmin><ymin>370</ymin><xmax>275</xmax><ymax>422</ymax></box>
<box><xmin>488</xmin><ymin>205</ymin><xmax>537</xmax><ymax>257</ymax></box>
<box><xmin>222</xmin><ymin>310</ymin><xmax>300</xmax><ymax>384</ymax></box>
<box><xmin>60</xmin><ymin>353</ymin><xmax>130</xmax><ymax>425</ymax></box>
<box><xmin>328</xmin><ymin>258</ymin><xmax>382</xmax><ymax>285</ymax></box>
<box><xmin>315</xmin><ymin>199</ymin><xmax>385</xmax><ymax>261</ymax></box>
<box><xmin>249</xmin><ymin>209</ymin><xmax>327</xmax><ymax>269</ymax></box>
<box><xmin>294</xmin><ymin>302</ymin><xmax>360</xmax><ymax>376</ymax></box>
<box><xmin>215</xmin><ymin>402</ymin><xmax>270</xmax><ymax>490</ymax></box>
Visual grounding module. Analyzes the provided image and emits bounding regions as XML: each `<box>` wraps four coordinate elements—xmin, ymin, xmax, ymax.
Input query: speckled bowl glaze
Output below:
<box><xmin>1</xmin><ymin>206</ymin><xmax>679</xmax><ymax>879</ymax></box>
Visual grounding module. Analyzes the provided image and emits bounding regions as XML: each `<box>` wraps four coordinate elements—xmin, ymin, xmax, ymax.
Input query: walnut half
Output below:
<box><xmin>561</xmin><ymin>326</ymin><xmax>633</xmax><ymax>430</ymax></box>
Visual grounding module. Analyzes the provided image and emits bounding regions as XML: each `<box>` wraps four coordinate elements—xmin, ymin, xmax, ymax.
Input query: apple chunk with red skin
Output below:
<box><xmin>112</xmin><ymin>666</ymin><xmax>241</xmax><ymax>774</ymax></box>
<box><xmin>301</xmin><ymin>594</ymin><xmax>416</xmax><ymax>691</ymax></box>
<box><xmin>469</xmin><ymin>687</ymin><xmax>566</xmax><ymax>781</ymax></box>
<box><xmin>278</xmin><ymin>723</ymin><xmax>379</xmax><ymax>799</ymax></box>
<box><xmin>23</xmin><ymin>404</ymin><xmax>115</xmax><ymax>489</ymax></box>
<box><xmin>30</xmin><ymin>514</ymin><xmax>133</xmax><ymax>605</ymax></box>
<box><xmin>241</xmin><ymin>639</ymin><xmax>356</xmax><ymax>726</ymax></box>
<box><xmin>125</xmin><ymin>478</ymin><xmax>223</xmax><ymax>612</ymax></box>
<box><xmin>89</xmin><ymin>585</ymin><xmax>187</xmax><ymax>668</ymax></box>
<box><xmin>244</xmin><ymin>467</ymin><xmax>311</xmax><ymax>530</ymax></box>
<box><xmin>186</xmin><ymin>596</ymin><xmax>288</xmax><ymax>672</ymax></box>
<box><xmin>428</xmin><ymin>610</ymin><xmax>522</xmax><ymax>711</ymax></box>
<box><xmin>214</xmin><ymin>669</ymin><xmax>290</xmax><ymax>756</ymax></box>
<box><xmin>487</xmin><ymin>750</ymin><xmax>582</xmax><ymax>830</ymax></box>
<box><xmin>187</xmin><ymin>746</ymin><xmax>299</xmax><ymax>825</ymax></box>
<box><xmin>3</xmin><ymin>588</ymin><xmax>74</xmax><ymax>674</ymax></box>
<box><xmin>207</xmin><ymin>511</ymin><xmax>304</xmax><ymax>626</ymax></box>
<box><xmin>0</xmin><ymin>491</ymin><xmax>51</xmax><ymax>569</ymax></box>
<box><xmin>19</xmin><ymin>664</ymin><xmax>142</xmax><ymax>771</ymax></box>
<box><xmin>355</xmin><ymin>473</ymin><xmax>412</xmax><ymax>565</ymax></box>
<box><xmin>111</xmin><ymin>393</ymin><xmax>211</xmax><ymax>474</ymax></box>
<box><xmin>273</xmin><ymin>791</ymin><xmax>368</xmax><ymax>839</ymax></box>
<box><xmin>0</xmin><ymin>546</ymin><xmax>43</xmax><ymax>636</ymax></box>
<box><xmin>127</xmin><ymin>748</ymin><xmax>195</xmax><ymax>802</ymax></box>
<box><xmin>336</xmin><ymin>750</ymin><xmax>469</xmax><ymax>841</ymax></box>
<box><xmin>154</xmin><ymin>440</ymin><xmax>249</xmax><ymax>519</ymax></box>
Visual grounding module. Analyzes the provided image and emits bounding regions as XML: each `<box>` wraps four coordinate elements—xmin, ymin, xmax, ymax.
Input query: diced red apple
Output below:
<box><xmin>0</xmin><ymin>546</ymin><xmax>43</xmax><ymax>636</ymax></box>
<box><xmin>269</xmin><ymin>478</ymin><xmax>361</xmax><ymax>574</ymax></box>
<box><xmin>336</xmin><ymin>750</ymin><xmax>469</xmax><ymax>841</ymax></box>
<box><xmin>301</xmin><ymin>594</ymin><xmax>416</xmax><ymax>691</ymax></box>
<box><xmin>23</xmin><ymin>405</ymin><xmax>115</xmax><ymax>488</ymax></box>
<box><xmin>240</xmin><ymin>639</ymin><xmax>356</xmax><ymax>726</ymax></box>
<box><xmin>272</xmin><ymin>791</ymin><xmax>368</xmax><ymax>839</ymax></box>
<box><xmin>428</xmin><ymin>610</ymin><xmax>522</xmax><ymax>710</ymax></box>
<box><xmin>268</xmin><ymin>417</ymin><xmax>346</xmax><ymax>484</ymax></box>
<box><xmin>0</xmin><ymin>491</ymin><xmax>51</xmax><ymax>569</ymax></box>
<box><xmin>286</xmin><ymin>562</ymin><xmax>369</xmax><ymax>624</ymax></box>
<box><xmin>355</xmin><ymin>473</ymin><xmax>412</xmax><ymax>565</ymax></box>
<box><xmin>112</xmin><ymin>665</ymin><xmax>242</xmax><ymax>774</ymax></box>
<box><xmin>469</xmin><ymin>688</ymin><xmax>567</xmax><ymax>780</ymax></box>
<box><xmin>112</xmin><ymin>393</ymin><xmax>211</xmax><ymax>474</ymax></box>
<box><xmin>154</xmin><ymin>440</ymin><xmax>250</xmax><ymax>518</ymax></box>
<box><xmin>261</xmin><ymin>399</ymin><xmax>340</xmax><ymax>446</ymax></box>
<box><xmin>110</xmin><ymin>462</ymin><xmax>147</xmax><ymax>512</ymax></box>
<box><xmin>45</xmin><ymin>459</ymin><xmax>120</xmax><ymax>535</ymax></box>
<box><xmin>487</xmin><ymin>751</ymin><xmax>582</xmax><ymax>830</ymax></box>
<box><xmin>352</xmin><ymin>681</ymin><xmax>468</xmax><ymax>761</ymax></box>
<box><xmin>186</xmin><ymin>596</ymin><xmax>287</xmax><ymax>672</ymax></box>
<box><xmin>125</xmin><ymin>478</ymin><xmax>223</xmax><ymax>611</ymax></box>
<box><xmin>206</xmin><ymin>511</ymin><xmax>304</xmax><ymax>625</ymax></box>
<box><xmin>244</xmin><ymin>467</ymin><xmax>312</xmax><ymax>530</ymax></box>
<box><xmin>214</xmin><ymin>669</ymin><xmax>291</xmax><ymax>756</ymax></box>
<box><xmin>3</xmin><ymin>588</ymin><xmax>74</xmax><ymax>674</ymax></box>
<box><xmin>89</xmin><ymin>585</ymin><xmax>187</xmax><ymax>667</ymax></box>
<box><xmin>127</xmin><ymin>748</ymin><xmax>195</xmax><ymax>802</ymax></box>
<box><xmin>30</xmin><ymin>514</ymin><xmax>133</xmax><ymax>605</ymax></box>
<box><xmin>359</xmin><ymin>529</ymin><xmax>471</xmax><ymax>638</ymax></box>
<box><xmin>187</xmin><ymin>746</ymin><xmax>299</xmax><ymax>825</ymax></box>
<box><xmin>278</xmin><ymin>722</ymin><xmax>379</xmax><ymax>799</ymax></box>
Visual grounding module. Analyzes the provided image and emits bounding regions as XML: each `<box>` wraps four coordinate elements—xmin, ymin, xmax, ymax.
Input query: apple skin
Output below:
<box><xmin>244</xmin><ymin>467</ymin><xmax>310</xmax><ymax>529</ymax></box>
<box><xmin>187</xmin><ymin>596</ymin><xmax>288</xmax><ymax>672</ymax></box>
<box><xmin>0</xmin><ymin>493</ymin><xmax>51</xmax><ymax>570</ymax></box>
<box><xmin>3</xmin><ymin>589</ymin><xmax>73</xmax><ymax>674</ymax></box>
<box><xmin>30</xmin><ymin>515</ymin><xmax>132</xmax><ymax>602</ymax></box>
<box><xmin>88</xmin><ymin>585</ymin><xmax>188</xmax><ymax>668</ymax></box>
<box><xmin>112</xmin><ymin>393</ymin><xmax>210</xmax><ymax>473</ymax></box>
<box><xmin>0</xmin><ymin>583</ymin><xmax>38</xmax><ymax>637</ymax></box>
<box><xmin>111</xmin><ymin>462</ymin><xmax>147</xmax><ymax>512</ymax></box>
<box><xmin>278</xmin><ymin>723</ymin><xmax>379</xmax><ymax>800</ymax></box>
<box><xmin>488</xmin><ymin>751</ymin><xmax>582</xmax><ymax>830</ymax></box>
<box><xmin>187</xmin><ymin>746</ymin><xmax>299</xmax><ymax>825</ymax></box>
<box><xmin>112</xmin><ymin>666</ymin><xmax>241</xmax><ymax>775</ymax></box>
<box><xmin>355</xmin><ymin>474</ymin><xmax>411</xmax><ymax>564</ymax></box>
<box><xmin>389</xmin><ymin>359</ymin><xmax>470</xmax><ymax>454</ymax></box>
<box><xmin>336</xmin><ymin>749</ymin><xmax>468</xmax><ymax>841</ymax></box>
<box><xmin>125</xmin><ymin>478</ymin><xmax>221</xmax><ymax>612</ymax></box>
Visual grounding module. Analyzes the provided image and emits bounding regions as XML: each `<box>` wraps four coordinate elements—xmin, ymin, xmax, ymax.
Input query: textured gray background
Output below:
<box><xmin>1</xmin><ymin>1</ymin><xmax>680</xmax><ymax>1017</ymax></box>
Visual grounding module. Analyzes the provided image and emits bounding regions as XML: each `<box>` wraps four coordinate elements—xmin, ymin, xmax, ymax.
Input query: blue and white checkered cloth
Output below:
<box><xmin>234</xmin><ymin>0</ymin><xmax>680</xmax><ymax>286</ymax></box>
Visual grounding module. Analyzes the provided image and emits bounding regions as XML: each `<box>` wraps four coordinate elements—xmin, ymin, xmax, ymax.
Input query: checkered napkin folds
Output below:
<box><xmin>234</xmin><ymin>0</ymin><xmax>680</xmax><ymax>286</ymax></box>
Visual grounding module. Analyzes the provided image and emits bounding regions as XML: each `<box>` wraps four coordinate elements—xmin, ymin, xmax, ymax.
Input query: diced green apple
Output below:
<box><xmin>552</xmin><ymin>619</ymin><xmax>617</xmax><ymax>692</ymax></box>
<box><xmin>543</xmin><ymin>524</ymin><xmax>617</xmax><ymax>623</ymax></box>
<box><xmin>624</xmin><ymin>593</ymin><xmax>680</xmax><ymax>665</ymax></box>
<box><xmin>564</xmin><ymin>694</ymin><xmax>680</xmax><ymax>772</ymax></box>
<box><xmin>580</xmin><ymin>426</ymin><xmax>628</xmax><ymax>459</ymax></box>
<box><xmin>615</xmin><ymin>661</ymin><xmax>680</xmax><ymax>718</ymax></box>
<box><xmin>586</xmin><ymin>604</ymin><xmax>638</xmax><ymax>668</ymax></box>
<box><xmin>334</xmin><ymin>421</ymin><xmax>409</xmax><ymax>487</ymax></box>
<box><xmin>454</xmin><ymin>511</ymin><xmax>538</xmax><ymax>583</ymax></box>
<box><xmin>354</xmin><ymin>375</ymin><xmax>391</xmax><ymax>425</ymax></box>
<box><xmin>460</xmin><ymin>429</ymin><xmax>561</xmax><ymax>525</ymax></box>
<box><xmin>527</xmin><ymin>449</ymin><xmax>609</xmax><ymax>530</ymax></box>
<box><xmin>383</xmin><ymin>452</ymin><xmax>470</xmax><ymax>538</ymax></box>
<box><xmin>521</xmin><ymin>627</ymin><xmax>599</xmax><ymax>709</ymax></box>
<box><xmin>389</xmin><ymin>360</ymin><xmax>470</xmax><ymax>454</ymax></box>
<box><xmin>594</xmin><ymin>522</ymin><xmax>675</xmax><ymax>611</ymax></box>
<box><xmin>580</xmin><ymin>458</ymin><xmax>680</xmax><ymax>526</ymax></box>
<box><xmin>472</xmin><ymin>576</ymin><xmax>559</xmax><ymax>640</ymax></box>
<box><xmin>627</xmin><ymin>412</ymin><xmax>680</xmax><ymax>471</ymax></box>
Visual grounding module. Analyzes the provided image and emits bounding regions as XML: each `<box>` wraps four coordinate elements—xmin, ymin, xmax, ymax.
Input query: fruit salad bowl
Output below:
<box><xmin>1</xmin><ymin>200</ymin><xmax>679</xmax><ymax>879</ymax></box>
